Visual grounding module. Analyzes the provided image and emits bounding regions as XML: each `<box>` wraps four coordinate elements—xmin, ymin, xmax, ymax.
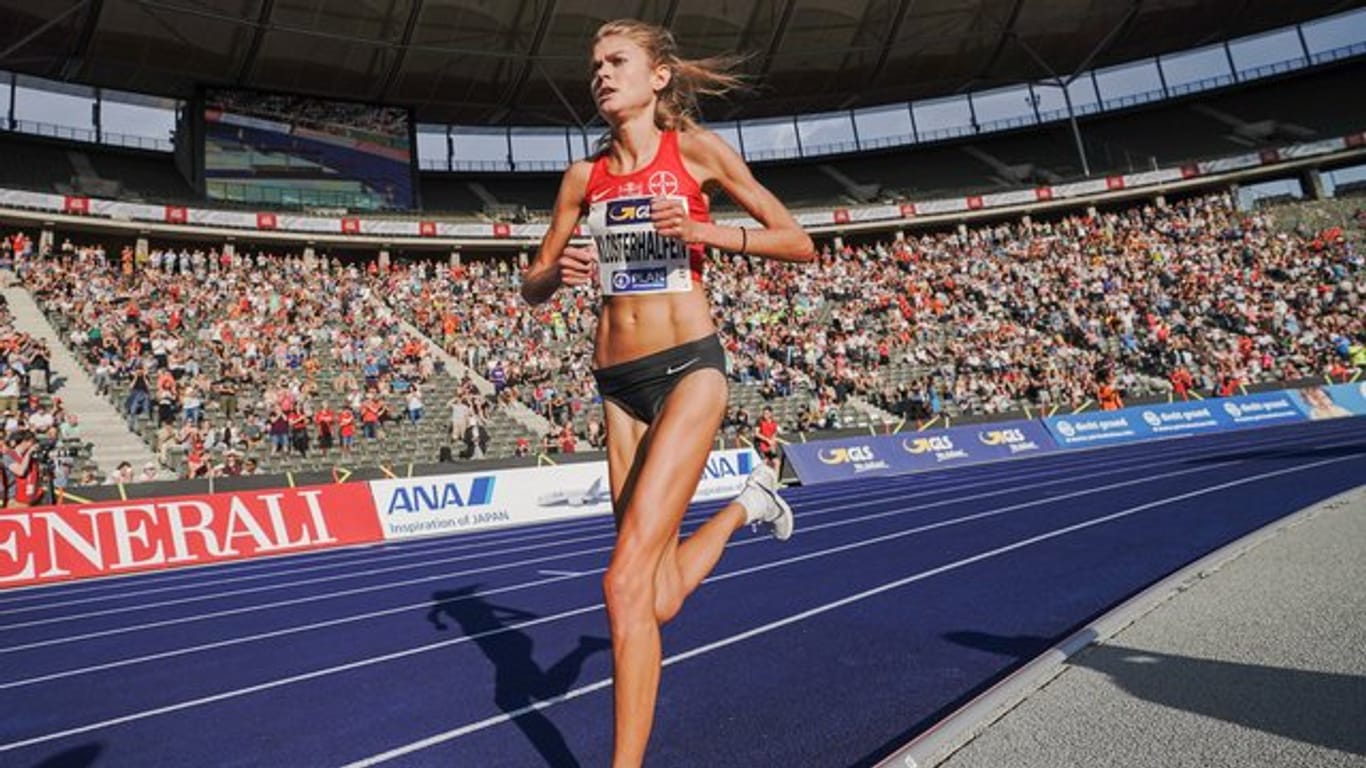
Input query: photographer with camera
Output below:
<box><xmin>2</xmin><ymin>430</ymin><xmax>44</xmax><ymax>508</ymax></box>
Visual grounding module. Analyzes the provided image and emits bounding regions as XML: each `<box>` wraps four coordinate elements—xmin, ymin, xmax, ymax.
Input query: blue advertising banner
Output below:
<box><xmin>1044</xmin><ymin>390</ymin><xmax>1314</xmax><ymax>449</ymax></box>
<box><xmin>1289</xmin><ymin>382</ymin><xmax>1366</xmax><ymax>420</ymax></box>
<box><xmin>1212</xmin><ymin>390</ymin><xmax>1309</xmax><ymax>429</ymax></box>
<box><xmin>782</xmin><ymin>421</ymin><xmax>1058</xmax><ymax>485</ymax></box>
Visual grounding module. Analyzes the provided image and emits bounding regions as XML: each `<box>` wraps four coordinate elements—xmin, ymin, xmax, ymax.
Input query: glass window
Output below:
<box><xmin>0</xmin><ymin>73</ymin><xmax>10</xmax><ymax>128</ymax></box>
<box><xmin>511</xmin><ymin>127</ymin><xmax>569</xmax><ymax>169</ymax></box>
<box><xmin>913</xmin><ymin>95</ymin><xmax>973</xmax><ymax>141</ymax></box>
<box><xmin>969</xmin><ymin>85</ymin><xmax>1036</xmax><ymax>130</ymax></box>
<box><xmin>100</xmin><ymin>90</ymin><xmax>177</xmax><ymax>150</ymax></box>
<box><xmin>853</xmin><ymin>104</ymin><xmax>914</xmax><ymax>148</ymax></box>
<box><xmin>569</xmin><ymin>128</ymin><xmax>598</xmax><ymax>161</ymax></box>
<box><xmin>1301</xmin><ymin>8</ymin><xmax>1366</xmax><ymax>55</ymax></box>
<box><xmin>1235</xmin><ymin>177</ymin><xmax>1303</xmax><ymax>211</ymax></box>
<box><xmin>1093</xmin><ymin>60</ymin><xmax>1164</xmax><ymax>106</ymax></box>
<box><xmin>706</xmin><ymin>121</ymin><xmax>743</xmax><ymax>154</ymax></box>
<box><xmin>1066</xmin><ymin>75</ymin><xmax>1100</xmax><ymax>116</ymax></box>
<box><xmin>1159</xmin><ymin>45</ymin><xmax>1234</xmax><ymax>95</ymax></box>
<box><xmin>452</xmin><ymin>127</ymin><xmax>511</xmax><ymax>171</ymax></box>
<box><xmin>1029</xmin><ymin>82</ymin><xmax>1069</xmax><ymax>122</ymax></box>
<box><xmin>740</xmin><ymin>117</ymin><xmax>799</xmax><ymax>161</ymax></box>
<box><xmin>13</xmin><ymin>75</ymin><xmax>95</xmax><ymax>141</ymax></box>
<box><xmin>1324</xmin><ymin>163</ymin><xmax>1366</xmax><ymax>197</ymax></box>
<box><xmin>1228</xmin><ymin>28</ymin><xmax>1305</xmax><ymax>75</ymax></box>
<box><xmin>415</xmin><ymin>124</ymin><xmax>449</xmax><ymax>171</ymax></box>
<box><xmin>796</xmin><ymin>111</ymin><xmax>856</xmax><ymax>155</ymax></box>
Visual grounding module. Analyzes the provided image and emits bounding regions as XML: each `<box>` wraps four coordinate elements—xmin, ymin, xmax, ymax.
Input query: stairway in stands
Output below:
<box><xmin>1</xmin><ymin>285</ymin><xmax>158</xmax><ymax>478</ymax></box>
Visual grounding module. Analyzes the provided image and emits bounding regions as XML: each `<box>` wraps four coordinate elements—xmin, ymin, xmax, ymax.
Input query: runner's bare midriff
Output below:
<box><xmin>594</xmin><ymin>288</ymin><xmax>716</xmax><ymax>369</ymax></box>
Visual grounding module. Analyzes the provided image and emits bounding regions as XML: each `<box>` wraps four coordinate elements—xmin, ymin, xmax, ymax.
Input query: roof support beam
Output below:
<box><xmin>659</xmin><ymin>0</ymin><xmax>682</xmax><ymax>29</ymax></box>
<box><xmin>867</xmin><ymin>0</ymin><xmax>917</xmax><ymax>87</ymax></box>
<box><xmin>1065</xmin><ymin>0</ymin><xmax>1144</xmax><ymax>85</ymax></box>
<box><xmin>973</xmin><ymin>0</ymin><xmax>1028</xmax><ymax>86</ymax></box>
<box><xmin>757</xmin><ymin>0</ymin><xmax>798</xmax><ymax>77</ymax></box>
<box><xmin>378</xmin><ymin>0</ymin><xmax>425</xmax><ymax>102</ymax></box>
<box><xmin>60</xmin><ymin>0</ymin><xmax>104</xmax><ymax>81</ymax></box>
<box><xmin>235</xmin><ymin>0</ymin><xmax>276</xmax><ymax>84</ymax></box>
<box><xmin>498</xmin><ymin>0</ymin><xmax>559</xmax><ymax>122</ymax></box>
<box><xmin>0</xmin><ymin>0</ymin><xmax>91</xmax><ymax>67</ymax></box>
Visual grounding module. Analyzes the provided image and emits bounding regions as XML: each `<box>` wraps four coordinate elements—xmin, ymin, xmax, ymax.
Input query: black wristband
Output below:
<box><xmin>739</xmin><ymin>226</ymin><xmax>747</xmax><ymax>255</ymax></box>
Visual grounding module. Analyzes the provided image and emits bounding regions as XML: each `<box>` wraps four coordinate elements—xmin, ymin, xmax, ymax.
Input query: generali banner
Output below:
<box><xmin>0</xmin><ymin>483</ymin><xmax>382</xmax><ymax>589</ymax></box>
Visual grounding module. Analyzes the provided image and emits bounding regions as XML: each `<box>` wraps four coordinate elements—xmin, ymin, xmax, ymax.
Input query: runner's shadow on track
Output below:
<box><xmin>946</xmin><ymin>631</ymin><xmax>1366</xmax><ymax>756</ymax></box>
<box><xmin>32</xmin><ymin>743</ymin><xmax>101</xmax><ymax>768</ymax></box>
<box><xmin>428</xmin><ymin>587</ymin><xmax>611</xmax><ymax>767</ymax></box>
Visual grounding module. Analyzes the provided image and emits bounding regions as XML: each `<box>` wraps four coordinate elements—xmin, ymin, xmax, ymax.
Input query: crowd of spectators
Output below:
<box><xmin>21</xmin><ymin>237</ymin><xmax>482</xmax><ymax>482</ymax></box>
<box><xmin>7</xmin><ymin>191</ymin><xmax>1364</xmax><ymax>485</ymax></box>
<box><xmin>713</xmin><ymin>192</ymin><xmax>1365</xmax><ymax>417</ymax></box>
<box><xmin>385</xmin><ymin>192</ymin><xmax>1365</xmax><ymax>431</ymax></box>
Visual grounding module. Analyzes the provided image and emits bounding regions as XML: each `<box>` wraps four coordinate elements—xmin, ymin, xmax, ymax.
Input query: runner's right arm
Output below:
<box><xmin>522</xmin><ymin>161</ymin><xmax>595</xmax><ymax>306</ymax></box>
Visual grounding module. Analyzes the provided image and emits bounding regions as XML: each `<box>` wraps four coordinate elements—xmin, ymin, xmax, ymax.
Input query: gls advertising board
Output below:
<box><xmin>370</xmin><ymin>449</ymin><xmax>760</xmax><ymax>541</ymax></box>
<box><xmin>0</xmin><ymin>483</ymin><xmax>383</xmax><ymax>588</ymax></box>
<box><xmin>782</xmin><ymin>421</ymin><xmax>1059</xmax><ymax>485</ymax></box>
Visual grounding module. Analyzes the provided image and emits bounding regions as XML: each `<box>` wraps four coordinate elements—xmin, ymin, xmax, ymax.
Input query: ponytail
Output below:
<box><xmin>594</xmin><ymin>19</ymin><xmax>747</xmax><ymax>134</ymax></box>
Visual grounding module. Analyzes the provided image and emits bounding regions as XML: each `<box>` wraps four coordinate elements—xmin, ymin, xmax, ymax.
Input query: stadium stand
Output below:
<box><xmin>8</xmin><ymin>182</ymin><xmax>1360</xmax><ymax>488</ymax></box>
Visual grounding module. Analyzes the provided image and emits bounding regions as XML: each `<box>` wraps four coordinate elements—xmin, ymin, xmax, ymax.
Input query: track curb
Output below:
<box><xmin>876</xmin><ymin>481</ymin><xmax>1366</xmax><ymax>768</ymax></box>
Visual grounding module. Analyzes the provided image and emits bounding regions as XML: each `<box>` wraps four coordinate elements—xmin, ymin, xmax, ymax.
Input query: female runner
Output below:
<box><xmin>520</xmin><ymin>19</ymin><xmax>816</xmax><ymax>766</ymax></box>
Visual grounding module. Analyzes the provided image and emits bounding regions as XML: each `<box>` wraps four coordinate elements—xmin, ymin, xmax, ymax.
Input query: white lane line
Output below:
<box><xmin>340</xmin><ymin>450</ymin><xmax>1364</xmax><ymax>767</ymax></box>
<box><xmin>0</xmin><ymin>573</ymin><xmax>588</xmax><ymax>691</ymax></box>
<box><xmin>0</xmin><ymin>450</ymin><xmax>1237</xmax><ymax>650</ymax></box>
<box><xmin>6</xmin><ymin>449</ymin><xmax>1358</xmax><ymax>753</ymax></box>
<box><xmin>0</xmin><ymin>444</ymin><xmax>1146</xmax><ymax>616</ymax></box>
<box><xmin>3</xmin><ymin>455</ymin><xmax>1225</xmax><ymax>682</ymax></box>
<box><xmin>1</xmin><ymin>418</ymin><xmax>1352</xmax><ymax>611</ymax></box>
<box><xmin>1</xmin><ymin>425</ymin><xmax>1301</xmax><ymax>625</ymax></box>
<box><xmin>4</xmin><ymin>416</ymin><xmax>1337</xmax><ymax>615</ymax></box>
<box><xmin>3</xmin><ymin>426</ymin><xmax>1353</xmax><ymax>656</ymax></box>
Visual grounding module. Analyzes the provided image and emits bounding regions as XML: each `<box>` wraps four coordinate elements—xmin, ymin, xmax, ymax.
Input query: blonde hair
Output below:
<box><xmin>593</xmin><ymin>19</ymin><xmax>747</xmax><ymax>133</ymax></box>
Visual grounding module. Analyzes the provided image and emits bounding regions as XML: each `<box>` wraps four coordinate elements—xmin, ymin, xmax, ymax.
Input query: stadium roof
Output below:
<box><xmin>1</xmin><ymin>0</ymin><xmax>1362</xmax><ymax>126</ymax></box>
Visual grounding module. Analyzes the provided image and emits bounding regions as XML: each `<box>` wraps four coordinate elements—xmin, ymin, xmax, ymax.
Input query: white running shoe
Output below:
<box><xmin>736</xmin><ymin>462</ymin><xmax>795</xmax><ymax>541</ymax></box>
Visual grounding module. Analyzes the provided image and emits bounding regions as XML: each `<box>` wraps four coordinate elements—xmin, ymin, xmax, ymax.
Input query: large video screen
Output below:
<box><xmin>202</xmin><ymin>89</ymin><xmax>416</xmax><ymax>210</ymax></box>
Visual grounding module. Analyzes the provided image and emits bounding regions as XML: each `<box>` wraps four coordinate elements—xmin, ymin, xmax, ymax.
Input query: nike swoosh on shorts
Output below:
<box><xmin>666</xmin><ymin>357</ymin><xmax>701</xmax><ymax>375</ymax></box>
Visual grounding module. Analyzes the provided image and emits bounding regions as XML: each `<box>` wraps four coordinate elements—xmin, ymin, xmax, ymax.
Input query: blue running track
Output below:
<box><xmin>1</xmin><ymin>417</ymin><xmax>1362</xmax><ymax>767</ymax></box>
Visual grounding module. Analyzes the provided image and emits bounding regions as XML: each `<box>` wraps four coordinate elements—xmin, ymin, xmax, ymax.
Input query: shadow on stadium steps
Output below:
<box><xmin>947</xmin><ymin>631</ymin><xmax>1366</xmax><ymax>756</ymax></box>
<box><xmin>427</xmin><ymin>586</ymin><xmax>610</xmax><ymax>766</ymax></box>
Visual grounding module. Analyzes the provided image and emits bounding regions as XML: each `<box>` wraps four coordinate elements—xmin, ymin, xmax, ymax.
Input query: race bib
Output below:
<box><xmin>586</xmin><ymin>195</ymin><xmax>693</xmax><ymax>296</ymax></box>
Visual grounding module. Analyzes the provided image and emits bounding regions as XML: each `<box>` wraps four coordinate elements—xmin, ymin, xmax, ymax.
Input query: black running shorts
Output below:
<box><xmin>592</xmin><ymin>334</ymin><xmax>727</xmax><ymax>424</ymax></box>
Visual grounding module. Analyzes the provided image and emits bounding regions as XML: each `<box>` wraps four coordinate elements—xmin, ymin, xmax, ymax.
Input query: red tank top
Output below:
<box><xmin>583</xmin><ymin>131</ymin><xmax>708</xmax><ymax>290</ymax></box>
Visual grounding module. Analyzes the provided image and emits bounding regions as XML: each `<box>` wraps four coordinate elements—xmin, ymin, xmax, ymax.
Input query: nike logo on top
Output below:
<box><xmin>666</xmin><ymin>357</ymin><xmax>700</xmax><ymax>376</ymax></box>
<box><xmin>589</xmin><ymin>188</ymin><xmax>616</xmax><ymax>203</ymax></box>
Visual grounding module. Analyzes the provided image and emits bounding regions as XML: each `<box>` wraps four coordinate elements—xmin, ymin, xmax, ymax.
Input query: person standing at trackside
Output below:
<box><xmin>2</xmin><ymin>431</ymin><xmax>43</xmax><ymax>508</ymax></box>
<box><xmin>520</xmin><ymin>19</ymin><xmax>815</xmax><ymax>766</ymax></box>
